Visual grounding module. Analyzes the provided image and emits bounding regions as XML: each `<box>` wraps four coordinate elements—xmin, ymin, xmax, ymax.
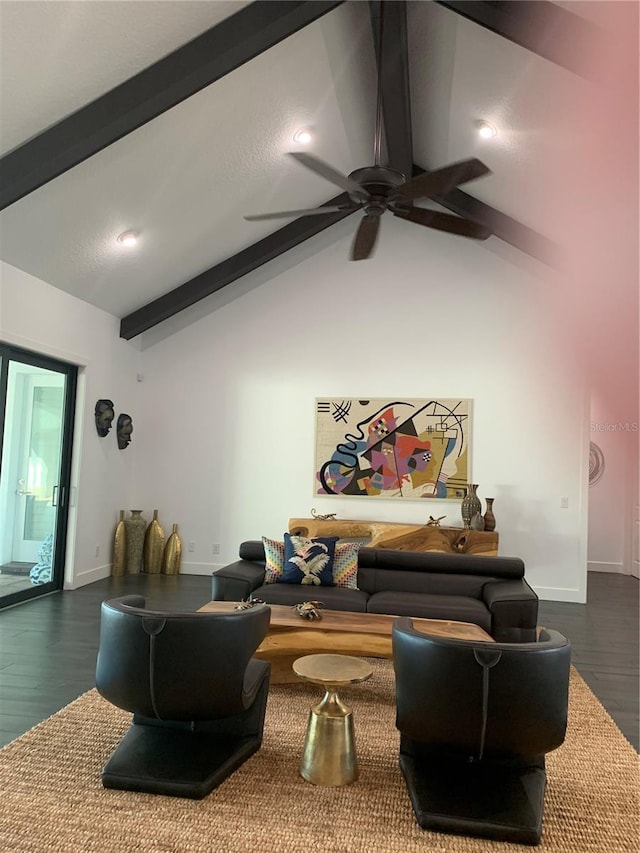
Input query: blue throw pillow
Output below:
<box><xmin>281</xmin><ymin>533</ymin><xmax>338</xmax><ymax>587</ymax></box>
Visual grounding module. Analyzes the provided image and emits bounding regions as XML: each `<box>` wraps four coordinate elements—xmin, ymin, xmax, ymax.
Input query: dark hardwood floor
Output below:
<box><xmin>0</xmin><ymin>571</ymin><xmax>638</xmax><ymax>750</ymax></box>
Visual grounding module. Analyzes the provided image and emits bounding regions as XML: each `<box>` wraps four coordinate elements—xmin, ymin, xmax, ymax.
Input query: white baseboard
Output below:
<box><xmin>180</xmin><ymin>561</ymin><xmax>222</xmax><ymax>576</ymax></box>
<box><xmin>65</xmin><ymin>564</ymin><xmax>111</xmax><ymax>589</ymax></box>
<box><xmin>66</xmin><ymin>562</ymin><xmax>223</xmax><ymax>588</ymax></box>
<box><xmin>535</xmin><ymin>586</ymin><xmax>586</xmax><ymax>604</ymax></box>
<box><xmin>587</xmin><ymin>561</ymin><xmax>626</xmax><ymax>574</ymax></box>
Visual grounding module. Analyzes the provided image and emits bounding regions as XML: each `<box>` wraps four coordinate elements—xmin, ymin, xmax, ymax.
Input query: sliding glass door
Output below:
<box><xmin>0</xmin><ymin>344</ymin><xmax>77</xmax><ymax>609</ymax></box>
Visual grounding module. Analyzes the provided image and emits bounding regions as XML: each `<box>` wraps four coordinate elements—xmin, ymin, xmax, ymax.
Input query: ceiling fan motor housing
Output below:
<box><xmin>347</xmin><ymin>165</ymin><xmax>406</xmax><ymax>210</ymax></box>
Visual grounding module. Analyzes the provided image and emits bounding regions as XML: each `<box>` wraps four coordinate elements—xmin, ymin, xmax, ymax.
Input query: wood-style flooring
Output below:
<box><xmin>0</xmin><ymin>571</ymin><xmax>637</xmax><ymax>750</ymax></box>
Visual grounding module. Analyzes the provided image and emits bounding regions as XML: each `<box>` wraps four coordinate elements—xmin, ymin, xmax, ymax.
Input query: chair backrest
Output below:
<box><xmin>95</xmin><ymin>595</ymin><xmax>270</xmax><ymax>721</ymax></box>
<box><xmin>393</xmin><ymin>617</ymin><xmax>571</xmax><ymax>760</ymax></box>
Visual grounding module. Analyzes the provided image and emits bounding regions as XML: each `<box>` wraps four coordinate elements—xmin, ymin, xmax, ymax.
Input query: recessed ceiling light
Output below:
<box><xmin>116</xmin><ymin>230</ymin><xmax>139</xmax><ymax>247</ymax></box>
<box><xmin>293</xmin><ymin>128</ymin><xmax>313</xmax><ymax>145</ymax></box>
<box><xmin>476</xmin><ymin>121</ymin><xmax>497</xmax><ymax>139</ymax></box>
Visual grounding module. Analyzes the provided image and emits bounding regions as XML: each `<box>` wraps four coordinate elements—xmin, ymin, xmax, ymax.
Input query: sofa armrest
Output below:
<box><xmin>482</xmin><ymin>578</ymin><xmax>539</xmax><ymax>642</ymax></box>
<box><xmin>211</xmin><ymin>560</ymin><xmax>266</xmax><ymax>602</ymax></box>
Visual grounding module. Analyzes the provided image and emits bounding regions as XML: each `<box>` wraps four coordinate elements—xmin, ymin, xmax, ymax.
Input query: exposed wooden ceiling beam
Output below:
<box><xmin>121</xmin><ymin>0</ymin><xmax>417</xmax><ymax>340</ymax></box>
<box><xmin>120</xmin><ymin>0</ymin><xmax>557</xmax><ymax>339</ymax></box>
<box><xmin>119</xmin><ymin>195</ymin><xmax>356</xmax><ymax>340</ymax></box>
<box><xmin>434</xmin><ymin>1</ymin><xmax>599</xmax><ymax>77</ymax></box>
<box><xmin>414</xmin><ymin>168</ymin><xmax>561</xmax><ymax>266</ymax></box>
<box><xmin>0</xmin><ymin>0</ymin><xmax>345</xmax><ymax>211</ymax></box>
<box><xmin>369</xmin><ymin>1</ymin><xmax>413</xmax><ymax>178</ymax></box>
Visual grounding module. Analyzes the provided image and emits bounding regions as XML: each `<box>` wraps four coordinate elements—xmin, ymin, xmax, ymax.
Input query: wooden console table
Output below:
<box><xmin>288</xmin><ymin>518</ymin><xmax>499</xmax><ymax>556</ymax></box>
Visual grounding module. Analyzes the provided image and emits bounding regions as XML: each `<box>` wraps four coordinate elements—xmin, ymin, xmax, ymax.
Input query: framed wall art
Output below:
<box><xmin>315</xmin><ymin>397</ymin><xmax>472</xmax><ymax>500</ymax></box>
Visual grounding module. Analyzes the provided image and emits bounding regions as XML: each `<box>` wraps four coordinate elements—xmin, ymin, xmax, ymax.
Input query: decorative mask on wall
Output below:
<box><xmin>117</xmin><ymin>413</ymin><xmax>133</xmax><ymax>449</ymax></box>
<box><xmin>94</xmin><ymin>399</ymin><xmax>115</xmax><ymax>437</ymax></box>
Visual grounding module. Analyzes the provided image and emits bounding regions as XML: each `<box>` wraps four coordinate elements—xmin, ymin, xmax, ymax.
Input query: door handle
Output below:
<box><xmin>16</xmin><ymin>489</ymin><xmax>33</xmax><ymax>496</ymax></box>
<box><xmin>52</xmin><ymin>485</ymin><xmax>65</xmax><ymax>507</ymax></box>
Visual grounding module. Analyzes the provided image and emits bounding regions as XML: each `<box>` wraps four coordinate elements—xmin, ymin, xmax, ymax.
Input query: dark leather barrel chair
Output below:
<box><xmin>392</xmin><ymin>617</ymin><xmax>571</xmax><ymax>845</ymax></box>
<box><xmin>95</xmin><ymin>595</ymin><xmax>271</xmax><ymax>799</ymax></box>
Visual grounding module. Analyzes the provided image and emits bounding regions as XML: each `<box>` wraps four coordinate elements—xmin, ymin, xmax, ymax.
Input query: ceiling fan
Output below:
<box><xmin>244</xmin><ymin>4</ymin><xmax>492</xmax><ymax>260</ymax></box>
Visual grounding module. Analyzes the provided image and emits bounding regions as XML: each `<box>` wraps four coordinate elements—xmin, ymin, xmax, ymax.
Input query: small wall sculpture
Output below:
<box><xmin>117</xmin><ymin>413</ymin><xmax>133</xmax><ymax>449</ymax></box>
<box><xmin>95</xmin><ymin>399</ymin><xmax>115</xmax><ymax>437</ymax></box>
<box><xmin>589</xmin><ymin>442</ymin><xmax>605</xmax><ymax>487</ymax></box>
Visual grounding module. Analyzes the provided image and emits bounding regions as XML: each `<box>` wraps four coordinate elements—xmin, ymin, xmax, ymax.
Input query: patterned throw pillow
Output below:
<box><xmin>332</xmin><ymin>541</ymin><xmax>361</xmax><ymax>589</ymax></box>
<box><xmin>281</xmin><ymin>533</ymin><xmax>338</xmax><ymax>586</ymax></box>
<box><xmin>262</xmin><ymin>536</ymin><xmax>285</xmax><ymax>584</ymax></box>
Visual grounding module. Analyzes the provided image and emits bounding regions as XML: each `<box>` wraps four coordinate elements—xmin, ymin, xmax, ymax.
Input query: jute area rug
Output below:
<box><xmin>0</xmin><ymin>661</ymin><xmax>637</xmax><ymax>853</ymax></box>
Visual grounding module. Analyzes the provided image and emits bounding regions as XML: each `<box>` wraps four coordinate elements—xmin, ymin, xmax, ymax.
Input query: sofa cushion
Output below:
<box><xmin>281</xmin><ymin>533</ymin><xmax>338</xmax><ymax>586</ymax></box>
<box><xmin>250</xmin><ymin>583</ymin><xmax>369</xmax><ymax>612</ymax></box>
<box><xmin>366</xmin><ymin>592</ymin><xmax>492</xmax><ymax>633</ymax></box>
<box><xmin>362</xmin><ymin>547</ymin><xmax>525</xmax><ymax>580</ymax></box>
<box><xmin>332</xmin><ymin>541</ymin><xmax>361</xmax><ymax>590</ymax></box>
<box><xmin>262</xmin><ymin>536</ymin><xmax>285</xmax><ymax>584</ymax></box>
<box><xmin>357</xmin><ymin>567</ymin><xmax>488</xmax><ymax>598</ymax></box>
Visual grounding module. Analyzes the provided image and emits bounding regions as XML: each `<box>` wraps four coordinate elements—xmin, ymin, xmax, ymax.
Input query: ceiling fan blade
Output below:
<box><xmin>244</xmin><ymin>204</ymin><xmax>355</xmax><ymax>221</ymax></box>
<box><xmin>394</xmin><ymin>207</ymin><xmax>491</xmax><ymax>240</ymax></box>
<box><xmin>351</xmin><ymin>214</ymin><xmax>381</xmax><ymax>260</ymax></box>
<box><xmin>396</xmin><ymin>158</ymin><xmax>491</xmax><ymax>202</ymax></box>
<box><xmin>288</xmin><ymin>152</ymin><xmax>370</xmax><ymax>200</ymax></box>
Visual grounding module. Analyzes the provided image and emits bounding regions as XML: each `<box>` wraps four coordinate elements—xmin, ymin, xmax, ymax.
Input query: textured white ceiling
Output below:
<box><xmin>0</xmin><ymin>0</ymin><xmax>636</xmax><ymax>330</ymax></box>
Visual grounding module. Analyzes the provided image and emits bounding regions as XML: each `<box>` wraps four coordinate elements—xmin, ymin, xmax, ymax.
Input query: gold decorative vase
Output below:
<box><xmin>124</xmin><ymin>510</ymin><xmax>146</xmax><ymax>574</ymax></box>
<box><xmin>162</xmin><ymin>524</ymin><xmax>182</xmax><ymax>575</ymax></box>
<box><xmin>112</xmin><ymin>510</ymin><xmax>126</xmax><ymax>576</ymax></box>
<box><xmin>143</xmin><ymin>509</ymin><xmax>165</xmax><ymax>574</ymax></box>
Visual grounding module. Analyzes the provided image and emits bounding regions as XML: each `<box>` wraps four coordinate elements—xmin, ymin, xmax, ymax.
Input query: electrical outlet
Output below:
<box><xmin>188</xmin><ymin>542</ymin><xmax>195</xmax><ymax>553</ymax></box>
<box><xmin>212</xmin><ymin>543</ymin><xmax>220</xmax><ymax>555</ymax></box>
<box><xmin>560</xmin><ymin>496</ymin><xmax>569</xmax><ymax>509</ymax></box>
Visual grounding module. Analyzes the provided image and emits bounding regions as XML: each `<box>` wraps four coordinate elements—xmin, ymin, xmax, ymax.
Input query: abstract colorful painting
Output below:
<box><xmin>315</xmin><ymin>398</ymin><xmax>471</xmax><ymax>500</ymax></box>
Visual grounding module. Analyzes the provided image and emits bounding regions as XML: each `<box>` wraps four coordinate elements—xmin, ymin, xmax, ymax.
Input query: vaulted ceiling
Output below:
<box><xmin>0</xmin><ymin>1</ymin><xmax>636</xmax><ymax>343</ymax></box>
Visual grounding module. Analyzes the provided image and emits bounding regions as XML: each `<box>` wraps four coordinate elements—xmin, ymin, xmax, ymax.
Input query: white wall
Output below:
<box><xmin>133</xmin><ymin>218</ymin><xmax>589</xmax><ymax>602</ymax></box>
<box><xmin>0</xmin><ymin>261</ymin><xmax>140</xmax><ymax>588</ymax></box>
<box><xmin>588</xmin><ymin>394</ymin><xmax>639</xmax><ymax>575</ymax></box>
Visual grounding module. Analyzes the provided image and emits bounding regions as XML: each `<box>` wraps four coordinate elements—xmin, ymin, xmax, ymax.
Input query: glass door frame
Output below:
<box><xmin>0</xmin><ymin>343</ymin><xmax>77</xmax><ymax>609</ymax></box>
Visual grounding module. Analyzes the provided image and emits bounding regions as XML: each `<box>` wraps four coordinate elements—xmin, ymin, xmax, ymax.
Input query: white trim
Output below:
<box><xmin>66</xmin><ymin>564</ymin><xmax>111</xmax><ymax>589</ymax></box>
<box><xmin>587</xmin><ymin>561</ymin><xmax>626</xmax><ymax>574</ymax></box>
<box><xmin>535</xmin><ymin>585</ymin><xmax>585</xmax><ymax>603</ymax></box>
<box><xmin>180</xmin><ymin>561</ymin><xmax>221</xmax><ymax>576</ymax></box>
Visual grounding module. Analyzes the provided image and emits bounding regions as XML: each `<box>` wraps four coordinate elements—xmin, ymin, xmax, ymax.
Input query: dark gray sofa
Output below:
<box><xmin>211</xmin><ymin>541</ymin><xmax>539</xmax><ymax>642</ymax></box>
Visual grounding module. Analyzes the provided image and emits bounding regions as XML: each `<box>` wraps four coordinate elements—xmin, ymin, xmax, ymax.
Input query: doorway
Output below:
<box><xmin>0</xmin><ymin>344</ymin><xmax>77</xmax><ymax>609</ymax></box>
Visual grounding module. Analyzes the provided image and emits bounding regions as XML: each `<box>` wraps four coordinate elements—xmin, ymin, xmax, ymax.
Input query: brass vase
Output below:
<box><xmin>143</xmin><ymin>509</ymin><xmax>165</xmax><ymax>574</ymax></box>
<box><xmin>124</xmin><ymin>510</ymin><xmax>146</xmax><ymax>574</ymax></box>
<box><xmin>483</xmin><ymin>497</ymin><xmax>496</xmax><ymax>532</ymax></box>
<box><xmin>162</xmin><ymin>524</ymin><xmax>182</xmax><ymax>575</ymax></box>
<box><xmin>112</xmin><ymin>510</ymin><xmax>126</xmax><ymax>576</ymax></box>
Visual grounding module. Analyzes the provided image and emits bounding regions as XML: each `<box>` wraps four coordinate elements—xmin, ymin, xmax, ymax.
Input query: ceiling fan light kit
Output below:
<box><xmin>244</xmin><ymin>3</ymin><xmax>492</xmax><ymax>260</ymax></box>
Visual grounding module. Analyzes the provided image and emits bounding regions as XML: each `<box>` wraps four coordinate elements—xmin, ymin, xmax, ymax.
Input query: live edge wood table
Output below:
<box><xmin>198</xmin><ymin>601</ymin><xmax>494</xmax><ymax>684</ymax></box>
<box><xmin>288</xmin><ymin>518</ymin><xmax>499</xmax><ymax>556</ymax></box>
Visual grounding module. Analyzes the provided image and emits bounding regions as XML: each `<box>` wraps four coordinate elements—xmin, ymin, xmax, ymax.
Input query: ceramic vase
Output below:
<box><xmin>483</xmin><ymin>497</ymin><xmax>496</xmax><ymax>532</ymax></box>
<box><xmin>143</xmin><ymin>509</ymin><xmax>165</xmax><ymax>574</ymax></box>
<box><xmin>112</xmin><ymin>510</ymin><xmax>127</xmax><ymax>576</ymax></box>
<box><xmin>162</xmin><ymin>524</ymin><xmax>182</xmax><ymax>575</ymax></box>
<box><xmin>124</xmin><ymin>510</ymin><xmax>146</xmax><ymax>574</ymax></box>
<box><xmin>461</xmin><ymin>484</ymin><xmax>482</xmax><ymax>529</ymax></box>
<box><xmin>470</xmin><ymin>512</ymin><xmax>485</xmax><ymax>531</ymax></box>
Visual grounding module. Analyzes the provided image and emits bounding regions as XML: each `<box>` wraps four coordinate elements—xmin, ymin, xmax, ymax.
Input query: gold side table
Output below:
<box><xmin>293</xmin><ymin>653</ymin><xmax>373</xmax><ymax>786</ymax></box>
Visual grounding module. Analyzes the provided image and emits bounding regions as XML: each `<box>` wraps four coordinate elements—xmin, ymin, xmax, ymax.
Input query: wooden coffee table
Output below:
<box><xmin>198</xmin><ymin>601</ymin><xmax>494</xmax><ymax>683</ymax></box>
